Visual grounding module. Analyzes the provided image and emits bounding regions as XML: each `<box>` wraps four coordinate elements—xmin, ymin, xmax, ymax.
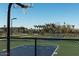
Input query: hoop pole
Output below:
<box><xmin>7</xmin><ymin>3</ymin><xmax>13</xmax><ymax>56</ymax></box>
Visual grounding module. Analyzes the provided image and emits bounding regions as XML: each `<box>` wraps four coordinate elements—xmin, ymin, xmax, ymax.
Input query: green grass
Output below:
<box><xmin>0</xmin><ymin>39</ymin><xmax>79</xmax><ymax>56</ymax></box>
<box><xmin>35</xmin><ymin>40</ymin><xmax>79</xmax><ymax>56</ymax></box>
<box><xmin>0</xmin><ymin>40</ymin><xmax>6</xmax><ymax>51</ymax></box>
<box><xmin>11</xmin><ymin>34</ymin><xmax>79</xmax><ymax>39</ymax></box>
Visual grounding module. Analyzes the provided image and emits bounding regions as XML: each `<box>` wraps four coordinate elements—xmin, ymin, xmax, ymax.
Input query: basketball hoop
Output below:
<box><xmin>13</xmin><ymin>3</ymin><xmax>33</xmax><ymax>14</ymax></box>
<box><xmin>22</xmin><ymin>3</ymin><xmax>33</xmax><ymax>14</ymax></box>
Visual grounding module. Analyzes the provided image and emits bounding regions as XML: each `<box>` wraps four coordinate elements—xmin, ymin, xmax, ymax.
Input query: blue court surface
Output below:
<box><xmin>0</xmin><ymin>45</ymin><xmax>57</xmax><ymax>56</ymax></box>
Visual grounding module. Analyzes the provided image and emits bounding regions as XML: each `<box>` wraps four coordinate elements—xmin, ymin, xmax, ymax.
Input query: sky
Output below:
<box><xmin>0</xmin><ymin>3</ymin><xmax>79</xmax><ymax>29</ymax></box>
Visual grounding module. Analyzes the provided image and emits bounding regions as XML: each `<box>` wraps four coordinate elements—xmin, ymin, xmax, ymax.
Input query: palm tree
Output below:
<box><xmin>72</xmin><ymin>25</ymin><xmax>75</xmax><ymax>29</ymax></box>
<box><xmin>34</xmin><ymin>25</ymin><xmax>37</xmax><ymax>28</ymax></box>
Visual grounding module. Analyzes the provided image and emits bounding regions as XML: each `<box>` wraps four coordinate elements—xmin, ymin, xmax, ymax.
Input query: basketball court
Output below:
<box><xmin>0</xmin><ymin>45</ymin><xmax>57</xmax><ymax>56</ymax></box>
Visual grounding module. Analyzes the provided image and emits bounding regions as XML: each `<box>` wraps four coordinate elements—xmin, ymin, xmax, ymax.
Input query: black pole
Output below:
<box><xmin>7</xmin><ymin>3</ymin><xmax>12</xmax><ymax>56</ymax></box>
<box><xmin>11</xmin><ymin>19</ymin><xmax>12</xmax><ymax>35</ymax></box>
<box><xmin>35</xmin><ymin>39</ymin><xmax>37</xmax><ymax>56</ymax></box>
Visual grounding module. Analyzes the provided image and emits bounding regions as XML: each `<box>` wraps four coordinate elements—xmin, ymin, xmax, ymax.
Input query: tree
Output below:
<box><xmin>72</xmin><ymin>25</ymin><xmax>75</xmax><ymax>29</ymax></box>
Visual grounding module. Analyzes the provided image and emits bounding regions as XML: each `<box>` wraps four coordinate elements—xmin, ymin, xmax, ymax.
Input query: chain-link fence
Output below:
<box><xmin>0</xmin><ymin>38</ymin><xmax>79</xmax><ymax>56</ymax></box>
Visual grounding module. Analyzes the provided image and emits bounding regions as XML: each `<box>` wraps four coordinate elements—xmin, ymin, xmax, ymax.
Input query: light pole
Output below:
<box><xmin>7</xmin><ymin>3</ymin><xmax>29</xmax><ymax>56</ymax></box>
<box><xmin>11</xmin><ymin>18</ymin><xmax>17</xmax><ymax>35</ymax></box>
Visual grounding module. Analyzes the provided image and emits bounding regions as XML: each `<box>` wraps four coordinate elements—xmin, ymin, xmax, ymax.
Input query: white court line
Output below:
<box><xmin>51</xmin><ymin>45</ymin><xmax>59</xmax><ymax>56</ymax></box>
<box><xmin>0</xmin><ymin>45</ymin><xmax>32</xmax><ymax>55</ymax></box>
<box><xmin>1</xmin><ymin>45</ymin><xmax>35</xmax><ymax>52</ymax></box>
<box><xmin>0</xmin><ymin>45</ymin><xmax>27</xmax><ymax>53</ymax></box>
<box><xmin>0</xmin><ymin>45</ymin><xmax>28</xmax><ymax>55</ymax></box>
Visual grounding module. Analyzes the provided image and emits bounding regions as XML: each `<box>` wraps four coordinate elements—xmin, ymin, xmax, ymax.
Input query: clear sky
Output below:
<box><xmin>0</xmin><ymin>3</ymin><xmax>79</xmax><ymax>28</ymax></box>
